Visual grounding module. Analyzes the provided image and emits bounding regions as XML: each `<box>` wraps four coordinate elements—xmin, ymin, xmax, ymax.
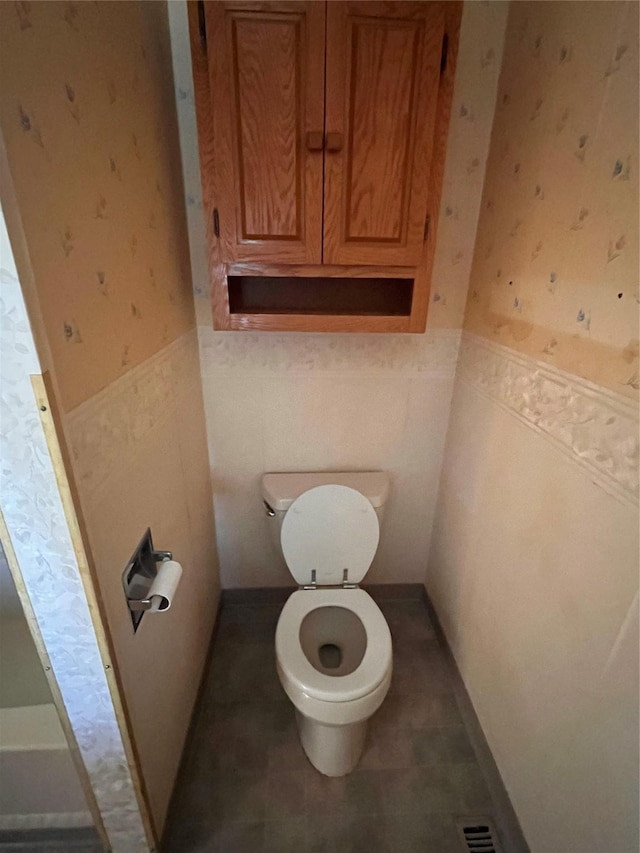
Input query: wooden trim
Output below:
<box><xmin>409</xmin><ymin>1</ymin><xmax>462</xmax><ymax>332</ymax></box>
<box><xmin>188</xmin><ymin>1</ymin><xmax>224</xmax><ymax>325</ymax></box>
<box><xmin>32</xmin><ymin>373</ymin><xmax>157</xmax><ymax>850</ymax></box>
<box><xmin>228</xmin><ymin>312</ymin><xmax>413</xmax><ymax>332</ymax></box>
<box><xmin>0</xmin><ymin>511</ymin><xmax>109</xmax><ymax>853</ymax></box>
<box><xmin>227</xmin><ymin>262</ymin><xmax>416</xmax><ymax>279</ymax></box>
<box><xmin>203</xmin><ymin>0</ymin><xmax>314</xmax><ymax>9</ymax></box>
<box><xmin>408</xmin><ymin>253</ymin><xmax>432</xmax><ymax>333</ymax></box>
<box><xmin>210</xmin><ymin>262</ymin><xmax>232</xmax><ymax>329</ymax></box>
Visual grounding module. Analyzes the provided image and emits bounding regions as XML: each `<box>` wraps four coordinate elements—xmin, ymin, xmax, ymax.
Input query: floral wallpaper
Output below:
<box><xmin>0</xmin><ymin>0</ymin><xmax>195</xmax><ymax>413</ymax></box>
<box><xmin>465</xmin><ymin>0</ymin><xmax>639</xmax><ymax>399</ymax></box>
<box><xmin>428</xmin><ymin>0</ymin><xmax>509</xmax><ymax>330</ymax></box>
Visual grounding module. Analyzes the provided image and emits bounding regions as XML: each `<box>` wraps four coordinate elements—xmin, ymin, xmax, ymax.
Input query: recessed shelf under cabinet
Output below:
<box><xmin>228</xmin><ymin>276</ymin><xmax>414</xmax><ymax>317</ymax></box>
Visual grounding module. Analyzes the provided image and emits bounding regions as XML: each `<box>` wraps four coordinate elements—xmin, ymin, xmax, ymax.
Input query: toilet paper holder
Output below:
<box><xmin>122</xmin><ymin>528</ymin><xmax>173</xmax><ymax>632</ymax></box>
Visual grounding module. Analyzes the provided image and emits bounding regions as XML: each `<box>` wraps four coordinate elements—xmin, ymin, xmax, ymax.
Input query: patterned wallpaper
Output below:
<box><xmin>465</xmin><ymin>1</ymin><xmax>639</xmax><ymax>399</ymax></box>
<box><xmin>0</xmin><ymin>1</ymin><xmax>195</xmax><ymax>413</ymax></box>
<box><xmin>428</xmin><ymin>0</ymin><xmax>508</xmax><ymax>329</ymax></box>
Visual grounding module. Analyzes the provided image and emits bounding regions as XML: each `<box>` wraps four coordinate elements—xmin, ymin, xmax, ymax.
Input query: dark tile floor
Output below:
<box><xmin>0</xmin><ymin>827</ymin><xmax>103</xmax><ymax>852</ymax></box>
<box><xmin>163</xmin><ymin>594</ymin><xmax>499</xmax><ymax>853</ymax></box>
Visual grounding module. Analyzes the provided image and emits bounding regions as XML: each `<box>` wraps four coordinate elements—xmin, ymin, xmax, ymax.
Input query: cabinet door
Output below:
<box><xmin>323</xmin><ymin>2</ymin><xmax>445</xmax><ymax>266</ymax></box>
<box><xmin>206</xmin><ymin>2</ymin><xmax>325</xmax><ymax>263</ymax></box>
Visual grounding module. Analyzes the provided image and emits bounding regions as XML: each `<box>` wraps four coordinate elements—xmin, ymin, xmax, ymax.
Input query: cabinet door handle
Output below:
<box><xmin>306</xmin><ymin>131</ymin><xmax>324</xmax><ymax>151</ymax></box>
<box><xmin>325</xmin><ymin>132</ymin><xmax>343</xmax><ymax>153</ymax></box>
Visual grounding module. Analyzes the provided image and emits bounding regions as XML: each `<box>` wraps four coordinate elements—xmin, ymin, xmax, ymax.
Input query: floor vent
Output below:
<box><xmin>457</xmin><ymin>818</ymin><xmax>502</xmax><ymax>853</ymax></box>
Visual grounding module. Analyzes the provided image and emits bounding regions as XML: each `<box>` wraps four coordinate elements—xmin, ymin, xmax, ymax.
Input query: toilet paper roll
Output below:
<box><xmin>147</xmin><ymin>560</ymin><xmax>182</xmax><ymax>612</ymax></box>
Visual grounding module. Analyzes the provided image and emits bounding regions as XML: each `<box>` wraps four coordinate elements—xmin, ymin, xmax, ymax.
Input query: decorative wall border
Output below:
<box><xmin>457</xmin><ymin>333</ymin><xmax>639</xmax><ymax>506</ymax></box>
<box><xmin>197</xmin><ymin>326</ymin><xmax>463</xmax><ymax>376</ymax></box>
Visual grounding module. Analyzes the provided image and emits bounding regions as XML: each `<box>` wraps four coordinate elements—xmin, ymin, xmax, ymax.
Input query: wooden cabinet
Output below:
<box><xmin>206</xmin><ymin>2</ymin><xmax>325</xmax><ymax>263</ymax></box>
<box><xmin>189</xmin><ymin>0</ymin><xmax>461</xmax><ymax>332</ymax></box>
<box><xmin>323</xmin><ymin>2</ymin><xmax>445</xmax><ymax>267</ymax></box>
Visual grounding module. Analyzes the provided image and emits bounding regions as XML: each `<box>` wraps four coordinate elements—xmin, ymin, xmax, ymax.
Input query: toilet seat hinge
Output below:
<box><xmin>301</xmin><ymin>569</ymin><xmax>359</xmax><ymax>590</ymax></box>
<box><xmin>342</xmin><ymin>569</ymin><xmax>357</xmax><ymax>589</ymax></box>
<box><xmin>302</xmin><ymin>569</ymin><xmax>317</xmax><ymax>590</ymax></box>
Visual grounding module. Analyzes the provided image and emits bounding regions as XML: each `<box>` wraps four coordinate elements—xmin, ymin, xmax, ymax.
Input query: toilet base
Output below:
<box><xmin>296</xmin><ymin>710</ymin><xmax>367</xmax><ymax>777</ymax></box>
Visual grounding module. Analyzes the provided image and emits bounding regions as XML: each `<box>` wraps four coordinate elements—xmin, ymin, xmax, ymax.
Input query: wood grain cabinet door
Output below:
<box><xmin>323</xmin><ymin>1</ymin><xmax>446</xmax><ymax>266</ymax></box>
<box><xmin>206</xmin><ymin>2</ymin><xmax>325</xmax><ymax>263</ymax></box>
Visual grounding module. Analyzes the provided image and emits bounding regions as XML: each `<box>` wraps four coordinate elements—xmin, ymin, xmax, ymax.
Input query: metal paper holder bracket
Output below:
<box><xmin>127</xmin><ymin>549</ymin><xmax>172</xmax><ymax>612</ymax></box>
<box><xmin>122</xmin><ymin>528</ymin><xmax>172</xmax><ymax>631</ymax></box>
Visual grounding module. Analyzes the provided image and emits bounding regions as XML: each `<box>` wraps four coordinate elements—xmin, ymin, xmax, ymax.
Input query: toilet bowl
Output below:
<box><xmin>276</xmin><ymin>587</ymin><xmax>392</xmax><ymax>776</ymax></box>
<box><xmin>263</xmin><ymin>474</ymin><xmax>393</xmax><ymax>777</ymax></box>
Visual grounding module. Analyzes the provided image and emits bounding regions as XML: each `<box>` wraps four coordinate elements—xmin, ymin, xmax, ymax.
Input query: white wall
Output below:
<box><xmin>169</xmin><ymin>1</ymin><xmax>509</xmax><ymax>588</ymax></box>
<box><xmin>199</xmin><ymin>324</ymin><xmax>460</xmax><ymax>587</ymax></box>
<box><xmin>428</xmin><ymin>340</ymin><xmax>639</xmax><ymax>852</ymax></box>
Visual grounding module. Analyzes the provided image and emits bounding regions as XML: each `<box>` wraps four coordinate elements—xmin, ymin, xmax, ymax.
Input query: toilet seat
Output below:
<box><xmin>275</xmin><ymin>588</ymin><xmax>392</xmax><ymax>703</ymax></box>
<box><xmin>281</xmin><ymin>485</ymin><xmax>380</xmax><ymax>586</ymax></box>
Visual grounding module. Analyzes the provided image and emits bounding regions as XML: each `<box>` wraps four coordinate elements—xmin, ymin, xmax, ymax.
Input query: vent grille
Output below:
<box><xmin>457</xmin><ymin>818</ymin><xmax>502</xmax><ymax>853</ymax></box>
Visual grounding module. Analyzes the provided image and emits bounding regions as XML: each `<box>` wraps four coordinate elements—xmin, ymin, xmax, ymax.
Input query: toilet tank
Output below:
<box><xmin>261</xmin><ymin>472</ymin><xmax>391</xmax><ymax>558</ymax></box>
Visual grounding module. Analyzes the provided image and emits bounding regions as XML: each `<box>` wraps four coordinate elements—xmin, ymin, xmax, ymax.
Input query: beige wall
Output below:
<box><xmin>1</xmin><ymin>1</ymin><xmax>219</xmax><ymax>837</ymax></box>
<box><xmin>63</xmin><ymin>331</ymin><xmax>219</xmax><ymax>833</ymax></box>
<box><xmin>464</xmin><ymin>0</ymin><xmax>639</xmax><ymax>398</ymax></box>
<box><xmin>430</xmin><ymin>373</ymin><xmax>638</xmax><ymax>853</ymax></box>
<box><xmin>429</xmin><ymin>3</ymin><xmax>639</xmax><ymax>851</ymax></box>
<box><xmin>169</xmin><ymin>0</ymin><xmax>509</xmax><ymax>588</ymax></box>
<box><xmin>1</xmin><ymin>539</ymin><xmax>52</xmax><ymax>709</ymax></box>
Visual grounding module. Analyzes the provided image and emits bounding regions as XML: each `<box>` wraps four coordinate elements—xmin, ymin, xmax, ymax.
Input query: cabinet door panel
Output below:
<box><xmin>207</xmin><ymin>2</ymin><xmax>324</xmax><ymax>263</ymax></box>
<box><xmin>324</xmin><ymin>2</ymin><xmax>445</xmax><ymax>266</ymax></box>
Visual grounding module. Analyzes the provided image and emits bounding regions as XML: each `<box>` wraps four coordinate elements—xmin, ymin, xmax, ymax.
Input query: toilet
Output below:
<box><xmin>262</xmin><ymin>472</ymin><xmax>393</xmax><ymax>777</ymax></box>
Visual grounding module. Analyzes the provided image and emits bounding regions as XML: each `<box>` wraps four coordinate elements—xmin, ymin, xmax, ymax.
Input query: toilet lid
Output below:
<box><xmin>281</xmin><ymin>485</ymin><xmax>380</xmax><ymax>586</ymax></box>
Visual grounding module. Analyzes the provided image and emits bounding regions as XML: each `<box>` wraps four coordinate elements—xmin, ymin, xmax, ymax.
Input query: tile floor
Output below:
<box><xmin>0</xmin><ymin>827</ymin><xmax>103</xmax><ymax>852</ymax></box>
<box><xmin>163</xmin><ymin>594</ymin><xmax>499</xmax><ymax>852</ymax></box>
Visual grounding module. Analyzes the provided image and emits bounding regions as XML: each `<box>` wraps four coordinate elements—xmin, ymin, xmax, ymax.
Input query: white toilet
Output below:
<box><xmin>262</xmin><ymin>472</ymin><xmax>393</xmax><ymax>777</ymax></box>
